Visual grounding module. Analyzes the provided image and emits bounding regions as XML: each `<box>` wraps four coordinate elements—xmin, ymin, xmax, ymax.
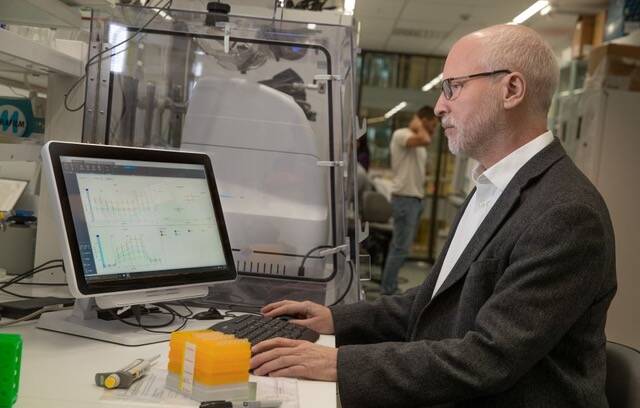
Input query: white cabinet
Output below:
<box><xmin>573</xmin><ymin>89</ymin><xmax>640</xmax><ymax>349</ymax></box>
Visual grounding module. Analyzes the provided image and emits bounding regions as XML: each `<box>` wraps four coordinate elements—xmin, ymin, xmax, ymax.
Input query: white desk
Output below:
<box><xmin>0</xmin><ymin>302</ymin><xmax>337</xmax><ymax>408</ymax></box>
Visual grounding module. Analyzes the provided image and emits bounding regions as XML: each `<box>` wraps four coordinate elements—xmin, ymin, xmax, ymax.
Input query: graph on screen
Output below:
<box><xmin>76</xmin><ymin>173</ymin><xmax>225</xmax><ymax>275</ymax></box>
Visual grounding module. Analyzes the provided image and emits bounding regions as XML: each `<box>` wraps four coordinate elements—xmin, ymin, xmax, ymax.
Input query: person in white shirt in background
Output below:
<box><xmin>381</xmin><ymin>106</ymin><xmax>438</xmax><ymax>295</ymax></box>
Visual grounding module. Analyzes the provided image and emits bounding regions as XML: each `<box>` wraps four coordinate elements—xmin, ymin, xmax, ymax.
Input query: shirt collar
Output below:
<box><xmin>472</xmin><ymin>131</ymin><xmax>554</xmax><ymax>191</ymax></box>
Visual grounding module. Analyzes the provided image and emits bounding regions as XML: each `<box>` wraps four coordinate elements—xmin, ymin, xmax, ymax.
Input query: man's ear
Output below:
<box><xmin>503</xmin><ymin>72</ymin><xmax>526</xmax><ymax>110</ymax></box>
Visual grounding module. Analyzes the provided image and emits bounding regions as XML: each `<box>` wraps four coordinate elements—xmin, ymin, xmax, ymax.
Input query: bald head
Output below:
<box><xmin>435</xmin><ymin>24</ymin><xmax>558</xmax><ymax>165</ymax></box>
<box><xmin>461</xmin><ymin>24</ymin><xmax>559</xmax><ymax>116</ymax></box>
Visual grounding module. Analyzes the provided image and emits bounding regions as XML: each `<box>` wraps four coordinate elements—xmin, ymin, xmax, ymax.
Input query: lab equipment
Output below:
<box><xmin>166</xmin><ymin>330</ymin><xmax>251</xmax><ymax>401</ymax></box>
<box><xmin>209</xmin><ymin>314</ymin><xmax>319</xmax><ymax>346</ymax></box>
<box><xmin>95</xmin><ymin>354</ymin><xmax>160</xmax><ymax>389</ymax></box>
<box><xmin>36</xmin><ymin>141</ymin><xmax>237</xmax><ymax>345</ymax></box>
<box><xmin>0</xmin><ymin>147</ymin><xmax>40</xmax><ymax>276</ymax></box>
<box><xmin>80</xmin><ymin>4</ymin><xmax>361</xmax><ymax>308</ymax></box>
<box><xmin>0</xmin><ymin>333</ymin><xmax>22</xmax><ymax>408</ymax></box>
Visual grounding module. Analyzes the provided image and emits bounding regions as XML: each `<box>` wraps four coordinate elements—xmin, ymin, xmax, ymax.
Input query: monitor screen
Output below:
<box><xmin>46</xmin><ymin>142</ymin><xmax>236</xmax><ymax>296</ymax></box>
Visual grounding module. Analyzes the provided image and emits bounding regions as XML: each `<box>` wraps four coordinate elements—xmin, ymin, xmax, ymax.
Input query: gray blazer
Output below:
<box><xmin>331</xmin><ymin>139</ymin><xmax>617</xmax><ymax>407</ymax></box>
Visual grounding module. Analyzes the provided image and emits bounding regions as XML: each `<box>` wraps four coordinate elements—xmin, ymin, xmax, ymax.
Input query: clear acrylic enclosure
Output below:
<box><xmin>82</xmin><ymin>5</ymin><xmax>360</xmax><ymax>308</ymax></box>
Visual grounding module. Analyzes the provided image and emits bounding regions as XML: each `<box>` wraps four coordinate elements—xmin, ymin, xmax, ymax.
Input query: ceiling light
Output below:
<box><xmin>158</xmin><ymin>10</ymin><xmax>173</xmax><ymax>21</ymax></box>
<box><xmin>383</xmin><ymin>101</ymin><xmax>408</xmax><ymax>119</ymax></box>
<box><xmin>512</xmin><ymin>1</ymin><xmax>549</xmax><ymax>25</ymax></box>
<box><xmin>421</xmin><ymin>73</ymin><xmax>443</xmax><ymax>92</ymax></box>
<box><xmin>307</xmin><ymin>23</ymin><xmax>317</xmax><ymax>30</ymax></box>
<box><xmin>108</xmin><ymin>24</ymin><xmax>127</xmax><ymax>73</ymax></box>
<box><xmin>344</xmin><ymin>0</ymin><xmax>356</xmax><ymax>16</ymax></box>
<box><xmin>366</xmin><ymin>116</ymin><xmax>386</xmax><ymax>125</ymax></box>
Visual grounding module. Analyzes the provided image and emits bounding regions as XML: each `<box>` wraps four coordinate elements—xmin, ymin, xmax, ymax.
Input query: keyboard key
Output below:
<box><xmin>210</xmin><ymin>314</ymin><xmax>320</xmax><ymax>350</ymax></box>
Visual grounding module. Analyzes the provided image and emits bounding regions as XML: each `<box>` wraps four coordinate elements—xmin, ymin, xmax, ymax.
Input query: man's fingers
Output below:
<box><xmin>268</xmin><ymin>365</ymin><xmax>308</xmax><ymax>379</ymax></box>
<box><xmin>260</xmin><ymin>300</ymin><xmax>292</xmax><ymax>314</ymax></box>
<box><xmin>262</xmin><ymin>303</ymin><xmax>304</xmax><ymax>318</ymax></box>
<box><xmin>251</xmin><ymin>337</ymin><xmax>302</xmax><ymax>356</ymax></box>
<box><xmin>252</xmin><ymin>353</ymin><xmax>301</xmax><ymax>376</ymax></box>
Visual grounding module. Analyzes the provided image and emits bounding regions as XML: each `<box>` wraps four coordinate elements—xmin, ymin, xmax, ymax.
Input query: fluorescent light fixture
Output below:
<box><xmin>383</xmin><ymin>101</ymin><xmax>408</xmax><ymax>119</ymax></box>
<box><xmin>307</xmin><ymin>23</ymin><xmax>317</xmax><ymax>30</ymax></box>
<box><xmin>512</xmin><ymin>1</ymin><xmax>549</xmax><ymax>25</ymax></box>
<box><xmin>193</xmin><ymin>61</ymin><xmax>203</xmax><ymax>77</ymax></box>
<box><xmin>344</xmin><ymin>0</ymin><xmax>356</xmax><ymax>16</ymax></box>
<box><xmin>366</xmin><ymin>116</ymin><xmax>386</xmax><ymax>125</ymax></box>
<box><xmin>421</xmin><ymin>73</ymin><xmax>443</xmax><ymax>92</ymax></box>
<box><xmin>540</xmin><ymin>5</ymin><xmax>552</xmax><ymax>16</ymax></box>
<box><xmin>108</xmin><ymin>23</ymin><xmax>128</xmax><ymax>73</ymax></box>
<box><xmin>158</xmin><ymin>10</ymin><xmax>173</xmax><ymax>21</ymax></box>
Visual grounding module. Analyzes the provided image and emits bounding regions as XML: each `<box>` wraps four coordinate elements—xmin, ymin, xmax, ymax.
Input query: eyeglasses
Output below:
<box><xmin>441</xmin><ymin>69</ymin><xmax>512</xmax><ymax>100</ymax></box>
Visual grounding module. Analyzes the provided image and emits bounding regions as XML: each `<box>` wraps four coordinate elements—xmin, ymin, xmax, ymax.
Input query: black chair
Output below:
<box><xmin>360</xmin><ymin>191</ymin><xmax>393</xmax><ymax>275</ymax></box>
<box><xmin>605</xmin><ymin>341</ymin><xmax>640</xmax><ymax>408</ymax></box>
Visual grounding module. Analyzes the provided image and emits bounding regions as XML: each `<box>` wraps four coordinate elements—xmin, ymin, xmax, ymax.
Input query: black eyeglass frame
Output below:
<box><xmin>441</xmin><ymin>69</ymin><xmax>512</xmax><ymax>100</ymax></box>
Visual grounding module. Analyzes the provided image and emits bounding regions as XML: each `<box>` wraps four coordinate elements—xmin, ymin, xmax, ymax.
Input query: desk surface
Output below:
<box><xmin>0</xmin><ymin>302</ymin><xmax>337</xmax><ymax>408</ymax></box>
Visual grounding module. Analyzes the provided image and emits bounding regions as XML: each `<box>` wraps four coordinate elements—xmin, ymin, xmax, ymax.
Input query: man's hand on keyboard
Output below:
<box><xmin>250</xmin><ymin>337</ymin><xmax>337</xmax><ymax>381</ymax></box>
<box><xmin>261</xmin><ymin>300</ymin><xmax>334</xmax><ymax>335</ymax></box>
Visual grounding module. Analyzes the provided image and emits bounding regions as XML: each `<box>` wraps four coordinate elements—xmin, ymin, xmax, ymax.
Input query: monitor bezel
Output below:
<box><xmin>46</xmin><ymin>141</ymin><xmax>237</xmax><ymax>296</ymax></box>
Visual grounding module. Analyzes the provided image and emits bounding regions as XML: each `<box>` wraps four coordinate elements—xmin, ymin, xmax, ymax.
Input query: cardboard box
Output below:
<box><xmin>572</xmin><ymin>15</ymin><xmax>595</xmax><ymax>59</ymax></box>
<box><xmin>585</xmin><ymin>43</ymin><xmax>640</xmax><ymax>92</ymax></box>
<box><xmin>593</xmin><ymin>10</ymin><xmax>607</xmax><ymax>46</ymax></box>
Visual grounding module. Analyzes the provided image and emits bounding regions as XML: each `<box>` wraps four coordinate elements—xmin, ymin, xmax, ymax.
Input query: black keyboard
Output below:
<box><xmin>209</xmin><ymin>314</ymin><xmax>320</xmax><ymax>346</ymax></box>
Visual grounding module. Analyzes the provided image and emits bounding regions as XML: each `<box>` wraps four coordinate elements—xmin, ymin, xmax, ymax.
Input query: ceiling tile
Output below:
<box><xmin>386</xmin><ymin>36</ymin><xmax>443</xmax><ymax>54</ymax></box>
<box><xmin>400</xmin><ymin>1</ymin><xmax>473</xmax><ymax>24</ymax></box>
<box><xmin>355</xmin><ymin>0</ymin><xmax>406</xmax><ymax>19</ymax></box>
<box><xmin>355</xmin><ymin>0</ymin><xmax>598</xmax><ymax>57</ymax></box>
<box><xmin>359</xmin><ymin>17</ymin><xmax>396</xmax><ymax>38</ymax></box>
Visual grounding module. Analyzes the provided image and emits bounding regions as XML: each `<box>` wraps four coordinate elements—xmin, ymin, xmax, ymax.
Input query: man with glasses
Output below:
<box><xmin>251</xmin><ymin>24</ymin><xmax>616</xmax><ymax>408</ymax></box>
<box><xmin>381</xmin><ymin>105</ymin><xmax>437</xmax><ymax>296</ymax></box>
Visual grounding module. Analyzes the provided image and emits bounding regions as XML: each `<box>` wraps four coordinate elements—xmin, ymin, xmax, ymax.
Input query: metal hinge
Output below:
<box><xmin>317</xmin><ymin>160</ymin><xmax>344</xmax><ymax>167</ymax></box>
<box><xmin>318</xmin><ymin>244</ymin><xmax>348</xmax><ymax>257</ymax></box>
<box><xmin>357</xmin><ymin>117</ymin><xmax>367</xmax><ymax>139</ymax></box>
<box><xmin>314</xmin><ymin>74</ymin><xmax>343</xmax><ymax>82</ymax></box>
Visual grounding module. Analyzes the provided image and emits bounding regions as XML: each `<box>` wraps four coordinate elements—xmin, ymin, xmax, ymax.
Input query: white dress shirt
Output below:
<box><xmin>432</xmin><ymin>131</ymin><xmax>554</xmax><ymax>298</ymax></box>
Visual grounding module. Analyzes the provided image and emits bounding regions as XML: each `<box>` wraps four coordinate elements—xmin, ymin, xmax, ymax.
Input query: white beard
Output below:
<box><xmin>443</xmin><ymin>93</ymin><xmax>503</xmax><ymax>157</ymax></box>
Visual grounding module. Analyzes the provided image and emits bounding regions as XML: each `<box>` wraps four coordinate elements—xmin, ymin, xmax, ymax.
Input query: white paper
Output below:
<box><xmin>254</xmin><ymin>377</ymin><xmax>299</xmax><ymax>408</ymax></box>
<box><xmin>100</xmin><ymin>368</ymin><xmax>196</xmax><ymax>406</ymax></box>
<box><xmin>182</xmin><ymin>341</ymin><xmax>197</xmax><ymax>394</ymax></box>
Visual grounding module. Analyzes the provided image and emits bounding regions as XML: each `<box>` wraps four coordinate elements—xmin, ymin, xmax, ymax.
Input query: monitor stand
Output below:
<box><xmin>37</xmin><ymin>299</ymin><xmax>173</xmax><ymax>346</ymax></box>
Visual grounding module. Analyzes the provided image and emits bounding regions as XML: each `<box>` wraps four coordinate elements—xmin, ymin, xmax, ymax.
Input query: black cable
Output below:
<box><xmin>0</xmin><ymin>260</ymin><xmax>65</xmax><ymax>298</ymax></box>
<box><xmin>110</xmin><ymin>302</ymin><xmax>194</xmax><ymax>334</ymax></box>
<box><xmin>110</xmin><ymin>306</ymin><xmax>176</xmax><ymax>329</ymax></box>
<box><xmin>0</xmin><ymin>262</ymin><xmax>64</xmax><ymax>291</ymax></box>
<box><xmin>0</xmin><ymin>287</ymin><xmax>35</xmax><ymax>299</ymax></box>
<box><xmin>158</xmin><ymin>303</ymin><xmax>193</xmax><ymax>320</ymax></box>
<box><xmin>297</xmin><ymin>245</ymin><xmax>332</xmax><ymax>276</ymax></box>
<box><xmin>143</xmin><ymin>317</ymin><xmax>189</xmax><ymax>334</ymax></box>
<box><xmin>177</xmin><ymin>301</ymin><xmax>194</xmax><ymax>319</ymax></box>
<box><xmin>141</xmin><ymin>304</ymin><xmax>190</xmax><ymax>334</ymax></box>
<box><xmin>0</xmin><ymin>265</ymin><xmax>64</xmax><ymax>290</ymax></box>
<box><xmin>11</xmin><ymin>282</ymin><xmax>67</xmax><ymax>286</ymax></box>
<box><xmin>64</xmin><ymin>0</ymin><xmax>174</xmax><ymax>112</ymax></box>
<box><xmin>329</xmin><ymin>258</ymin><xmax>354</xmax><ymax>306</ymax></box>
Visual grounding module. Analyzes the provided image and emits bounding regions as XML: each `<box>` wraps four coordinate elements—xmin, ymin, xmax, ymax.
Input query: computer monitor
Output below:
<box><xmin>37</xmin><ymin>141</ymin><xmax>236</xmax><ymax>345</ymax></box>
